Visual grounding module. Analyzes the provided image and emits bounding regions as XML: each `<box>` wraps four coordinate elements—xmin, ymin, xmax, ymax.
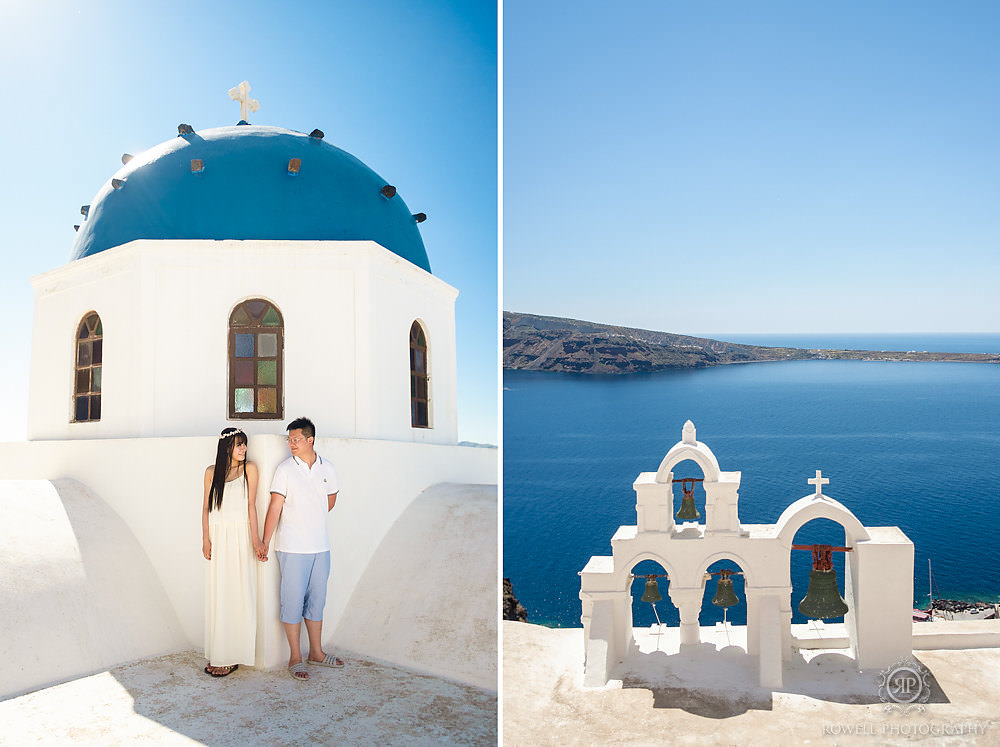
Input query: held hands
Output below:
<box><xmin>205</xmin><ymin>537</ymin><xmax>266</xmax><ymax>561</ymax></box>
<box><xmin>254</xmin><ymin>539</ymin><xmax>268</xmax><ymax>562</ymax></box>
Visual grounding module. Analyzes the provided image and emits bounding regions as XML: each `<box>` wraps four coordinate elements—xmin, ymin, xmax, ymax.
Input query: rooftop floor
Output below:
<box><xmin>503</xmin><ymin>621</ymin><xmax>999</xmax><ymax>745</ymax></box>
<box><xmin>0</xmin><ymin>649</ymin><xmax>496</xmax><ymax>746</ymax></box>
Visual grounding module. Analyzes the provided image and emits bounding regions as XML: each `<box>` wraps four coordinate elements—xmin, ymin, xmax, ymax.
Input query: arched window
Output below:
<box><xmin>409</xmin><ymin>321</ymin><xmax>429</xmax><ymax>428</ymax></box>
<box><xmin>229</xmin><ymin>299</ymin><xmax>283</xmax><ymax>419</ymax></box>
<box><xmin>74</xmin><ymin>312</ymin><xmax>102</xmax><ymax>422</ymax></box>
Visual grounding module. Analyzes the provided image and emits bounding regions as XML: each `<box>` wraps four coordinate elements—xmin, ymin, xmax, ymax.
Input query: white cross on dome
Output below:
<box><xmin>228</xmin><ymin>80</ymin><xmax>260</xmax><ymax>122</ymax></box>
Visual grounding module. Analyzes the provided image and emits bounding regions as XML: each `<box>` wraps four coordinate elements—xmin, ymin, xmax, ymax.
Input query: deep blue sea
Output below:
<box><xmin>503</xmin><ymin>334</ymin><xmax>1000</xmax><ymax>629</ymax></box>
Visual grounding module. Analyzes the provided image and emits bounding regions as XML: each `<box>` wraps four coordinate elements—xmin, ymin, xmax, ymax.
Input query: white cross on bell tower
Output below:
<box><xmin>808</xmin><ymin>469</ymin><xmax>830</xmax><ymax>496</ymax></box>
<box><xmin>228</xmin><ymin>80</ymin><xmax>260</xmax><ymax>123</ymax></box>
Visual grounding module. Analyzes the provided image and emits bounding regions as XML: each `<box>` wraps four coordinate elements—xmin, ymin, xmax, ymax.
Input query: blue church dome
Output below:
<box><xmin>71</xmin><ymin>125</ymin><xmax>430</xmax><ymax>272</ymax></box>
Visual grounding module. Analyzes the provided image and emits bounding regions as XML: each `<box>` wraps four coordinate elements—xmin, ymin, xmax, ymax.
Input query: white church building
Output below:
<box><xmin>0</xmin><ymin>95</ymin><xmax>496</xmax><ymax>700</ymax></box>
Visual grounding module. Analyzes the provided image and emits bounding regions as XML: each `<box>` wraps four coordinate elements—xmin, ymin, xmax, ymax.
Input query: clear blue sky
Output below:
<box><xmin>503</xmin><ymin>1</ymin><xmax>1000</xmax><ymax>336</ymax></box>
<box><xmin>0</xmin><ymin>0</ymin><xmax>497</xmax><ymax>443</ymax></box>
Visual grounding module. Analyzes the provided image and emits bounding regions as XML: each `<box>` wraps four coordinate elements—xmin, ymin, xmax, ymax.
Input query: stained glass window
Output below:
<box><xmin>229</xmin><ymin>299</ymin><xmax>283</xmax><ymax>419</ymax></box>
<box><xmin>410</xmin><ymin>321</ymin><xmax>429</xmax><ymax>428</ymax></box>
<box><xmin>73</xmin><ymin>312</ymin><xmax>103</xmax><ymax>422</ymax></box>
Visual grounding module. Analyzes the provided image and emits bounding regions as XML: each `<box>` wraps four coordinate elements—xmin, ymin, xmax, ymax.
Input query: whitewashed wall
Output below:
<box><xmin>28</xmin><ymin>240</ymin><xmax>458</xmax><ymax>444</ymax></box>
<box><xmin>0</xmin><ymin>436</ymin><xmax>495</xmax><ymax>687</ymax></box>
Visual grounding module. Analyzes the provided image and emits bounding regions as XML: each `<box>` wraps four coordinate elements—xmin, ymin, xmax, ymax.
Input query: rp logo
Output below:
<box><xmin>877</xmin><ymin>660</ymin><xmax>931</xmax><ymax>713</ymax></box>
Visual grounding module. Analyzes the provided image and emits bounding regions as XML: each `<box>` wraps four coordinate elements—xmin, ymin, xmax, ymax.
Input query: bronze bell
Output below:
<box><xmin>798</xmin><ymin>568</ymin><xmax>849</xmax><ymax>620</ymax></box>
<box><xmin>640</xmin><ymin>576</ymin><xmax>662</xmax><ymax>604</ymax></box>
<box><xmin>675</xmin><ymin>478</ymin><xmax>700</xmax><ymax>521</ymax></box>
<box><xmin>797</xmin><ymin>546</ymin><xmax>849</xmax><ymax>619</ymax></box>
<box><xmin>711</xmin><ymin>570</ymin><xmax>739</xmax><ymax>608</ymax></box>
<box><xmin>675</xmin><ymin>495</ymin><xmax>700</xmax><ymax>521</ymax></box>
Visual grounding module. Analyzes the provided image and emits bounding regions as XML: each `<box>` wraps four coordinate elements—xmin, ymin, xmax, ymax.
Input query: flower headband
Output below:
<box><xmin>219</xmin><ymin>428</ymin><xmax>246</xmax><ymax>440</ymax></box>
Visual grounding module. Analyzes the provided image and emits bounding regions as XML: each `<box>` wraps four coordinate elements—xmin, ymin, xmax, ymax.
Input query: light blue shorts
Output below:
<box><xmin>276</xmin><ymin>551</ymin><xmax>331</xmax><ymax>624</ymax></box>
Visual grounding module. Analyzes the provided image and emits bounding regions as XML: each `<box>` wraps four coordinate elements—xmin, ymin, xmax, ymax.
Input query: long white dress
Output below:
<box><xmin>205</xmin><ymin>475</ymin><xmax>257</xmax><ymax>666</ymax></box>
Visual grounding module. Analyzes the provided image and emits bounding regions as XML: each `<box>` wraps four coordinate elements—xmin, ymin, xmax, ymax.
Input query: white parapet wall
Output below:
<box><xmin>0</xmin><ymin>435</ymin><xmax>496</xmax><ymax>691</ymax></box>
<box><xmin>0</xmin><ymin>480</ymin><xmax>188</xmax><ymax>700</ymax></box>
<box><xmin>333</xmin><ymin>483</ymin><xmax>497</xmax><ymax>690</ymax></box>
<box><xmin>912</xmin><ymin>620</ymin><xmax>1000</xmax><ymax>650</ymax></box>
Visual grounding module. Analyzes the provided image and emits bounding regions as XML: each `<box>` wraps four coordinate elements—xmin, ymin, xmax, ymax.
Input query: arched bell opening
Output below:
<box><xmin>669</xmin><ymin>459</ymin><xmax>708</xmax><ymax>524</ymax></box>
<box><xmin>791</xmin><ymin>518</ymin><xmax>849</xmax><ymax>625</ymax></box>
<box><xmin>628</xmin><ymin>559</ymin><xmax>678</xmax><ymax>629</ymax></box>
<box><xmin>698</xmin><ymin>558</ymin><xmax>750</xmax><ymax>628</ymax></box>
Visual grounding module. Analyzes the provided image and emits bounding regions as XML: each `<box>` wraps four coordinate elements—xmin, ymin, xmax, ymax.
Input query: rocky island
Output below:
<box><xmin>503</xmin><ymin>311</ymin><xmax>1000</xmax><ymax>374</ymax></box>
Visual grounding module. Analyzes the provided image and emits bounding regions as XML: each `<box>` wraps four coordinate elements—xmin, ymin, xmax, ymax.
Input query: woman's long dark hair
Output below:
<box><xmin>208</xmin><ymin>427</ymin><xmax>249</xmax><ymax>512</ymax></box>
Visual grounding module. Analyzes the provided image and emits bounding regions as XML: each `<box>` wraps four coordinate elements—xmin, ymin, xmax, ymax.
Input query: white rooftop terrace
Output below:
<box><xmin>1</xmin><ymin>648</ymin><xmax>496</xmax><ymax>745</ymax></box>
<box><xmin>503</xmin><ymin>620</ymin><xmax>1000</xmax><ymax>745</ymax></box>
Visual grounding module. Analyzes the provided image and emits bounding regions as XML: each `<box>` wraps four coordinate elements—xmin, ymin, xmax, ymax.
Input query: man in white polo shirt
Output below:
<box><xmin>261</xmin><ymin>416</ymin><xmax>342</xmax><ymax>682</ymax></box>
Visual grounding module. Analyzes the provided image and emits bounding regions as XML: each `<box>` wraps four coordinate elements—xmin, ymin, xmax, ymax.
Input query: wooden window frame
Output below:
<box><xmin>228</xmin><ymin>299</ymin><xmax>284</xmax><ymax>420</ymax></box>
<box><xmin>410</xmin><ymin>321</ymin><xmax>430</xmax><ymax>428</ymax></box>
<box><xmin>73</xmin><ymin>312</ymin><xmax>103</xmax><ymax>422</ymax></box>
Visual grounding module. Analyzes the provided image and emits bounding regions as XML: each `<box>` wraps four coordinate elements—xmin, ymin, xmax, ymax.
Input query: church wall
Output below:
<box><xmin>255</xmin><ymin>242</ymin><xmax>361</xmax><ymax>438</ymax></box>
<box><xmin>135</xmin><ymin>241</ymin><xmax>362</xmax><ymax>439</ymax></box>
<box><xmin>0</xmin><ymin>434</ymin><xmax>496</xmax><ymax>681</ymax></box>
<box><xmin>28</xmin><ymin>239</ymin><xmax>459</xmax><ymax>444</ymax></box>
<box><xmin>361</xmin><ymin>257</ymin><xmax>459</xmax><ymax>443</ymax></box>
<box><xmin>28</xmin><ymin>249</ymin><xmax>145</xmax><ymax>441</ymax></box>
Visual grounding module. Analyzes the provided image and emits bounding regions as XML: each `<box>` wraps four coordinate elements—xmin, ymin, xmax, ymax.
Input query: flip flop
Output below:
<box><xmin>288</xmin><ymin>662</ymin><xmax>309</xmax><ymax>681</ymax></box>
<box><xmin>309</xmin><ymin>654</ymin><xmax>345</xmax><ymax>668</ymax></box>
<box><xmin>204</xmin><ymin>664</ymin><xmax>238</xmax><ymax>678</ymax></box>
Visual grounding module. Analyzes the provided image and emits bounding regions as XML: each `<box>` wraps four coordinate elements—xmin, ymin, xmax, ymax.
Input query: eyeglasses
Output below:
<box><xmin>287</xmin><ymin>436</ymin><xmax>308</xmax><ymax>445</ymax></box>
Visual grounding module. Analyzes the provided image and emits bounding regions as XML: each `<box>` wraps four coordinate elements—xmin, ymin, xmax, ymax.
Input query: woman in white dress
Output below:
<box><xmin>201</xmin><ymin>427</ymin><xmax>266</xmax><ymax>676</ymax></box>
